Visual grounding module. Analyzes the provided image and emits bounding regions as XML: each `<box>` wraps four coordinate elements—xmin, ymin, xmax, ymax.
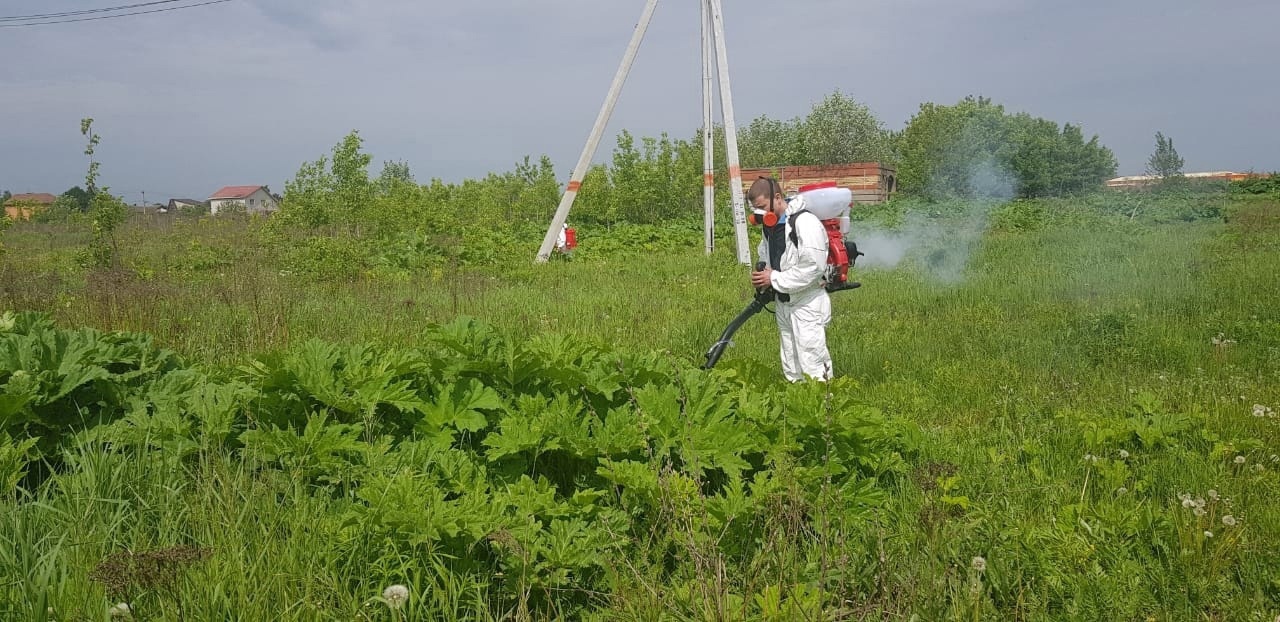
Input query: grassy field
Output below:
<box><xmin>1</xmin><ymin>193</ymin><xmax>1278</xmax><ymax>621</ymax></box>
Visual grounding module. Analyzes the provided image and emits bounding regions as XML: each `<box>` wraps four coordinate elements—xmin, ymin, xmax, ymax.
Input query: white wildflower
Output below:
<box><xmin>382</xmin><ymin>584</ymin><xmax>409</xmax><ymax>610</ymax></box>
<box><xmin>1118</xmin><ymin>449</ymin><xmax>1130</xmax><ymax>460</ymax></box>
<box><xmin>1234</xmin><ymin>455</ymin><xmax>1246</xmax><ymax>465</ymax></box>
<box><xmin>1116</xmin><ymin>487</ymin><xmax>1128</xmax><ymax>495</ymax></box>
<box><xmin>1181</xmin><ymin>498</ymin><xmax>1196</xmax><ymax>509</ymax></box>
<box><xmin>971</xmin><ymin>556</ymin><xmax>987</xmax><ymax>572</ymax></box>
<box><xmin>1207</xmin><ymin>489</ymin><xmax>1218</xmax><ymax>500</ymax></box>
<box><xmin>1084</xmin><ymin>453</ymin><xmax>1099</xmax><ymax>464</ymax></box>
<box><xmin>1253</xmin><ymin>404</ymin><xmax>1269</xmax><ymax>417</ymax></box>
<box><xmin>1194</xmin><ymin>507</ymin><xmax>1206</xmax><ymax>517</ymax></box>
<box><xmin>1203</xmin><ymin>530</ymin><xmax>1213</xmax><ymax>538</ymax></box>
<box><xmin>109</xmin><ymin>602</ymin><xmax>132</xmax><ymax>619</ymax></box>
<box><xmin>1221</xmin><ymin>515</ymin><xmax>1237</xmax><ymax>527</ymax></box>
<box><xmin>1178</xmin><ymin>492</ymin><xmax>1192</xmax><ymax>502</ymax></box>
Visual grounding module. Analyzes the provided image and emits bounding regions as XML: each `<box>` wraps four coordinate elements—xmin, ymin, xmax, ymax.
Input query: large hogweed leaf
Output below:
<box><xmin>0</xmin><ymin>431</ymin><xmax>39</xmax><ymax>494</ymax></box>
<box><xmin>240</xmin><ymin>412</ymin><xmax>365</xmax><ymax>486</ymax></box>
<box><xmin>634</xmin><ymin>370</ymin><xmax>759</xmax><ymax>478</ymax></box>
<box><xmin>240</xmin><ymin>339</ymin><xmax>428</xmax><ymax>435</ymax></box>
<box><xmin>416</xmin><ymin>378</ymin><xmax>504</xmax><ymax>442</ymax></box>
<box><xmin>347</xmin><ymin>468</ymin><xmax>496</xmax><ymax>546</ymax></box>
<box><xmin>522</xmin><ymin>332</ymin><xmax>623</xmax><ymax>400</ymax></box>
<box><xmin>0</xmin><ymin>312</ymin><xmax>183</xmax><ymax>453</ymax></box>
<box><xmin>777</xmin><ymin>378</ymin><xmax>911</xmax><ymax>479</ymax></box>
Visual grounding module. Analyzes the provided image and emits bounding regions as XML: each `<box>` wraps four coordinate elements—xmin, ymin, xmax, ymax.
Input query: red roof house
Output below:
<box><xmin>4</xmin><ymin>192</ymin><xmax>58</xmax><ymax>220</ymax></box>
<box><xmin>207</xmin><ymin>185</ymin><xmax>278</xmax><ymax>215</ymax></box>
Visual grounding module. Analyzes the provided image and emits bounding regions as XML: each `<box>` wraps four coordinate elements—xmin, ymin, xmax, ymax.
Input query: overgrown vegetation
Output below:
<box><xmin>2</xmin><ymin>167</ymin><xmax>1278</xmax><ymax>618</ymax></box>
<box><xmin>2</xmin><ymin>97</ymin><xmax>1278</xmax><ymax>618</ymax></box>
<box><xmin>892</xmin><ymin>96</ymin><xmax>1118</xmax><ymax>199</ymax></box>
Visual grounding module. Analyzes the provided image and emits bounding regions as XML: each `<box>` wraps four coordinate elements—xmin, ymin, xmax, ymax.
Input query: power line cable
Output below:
<box><xmin>0</xmin><ymin>0</ymin><xmax>195</xmax><ymax>21</ymax></box>
<box><xmin>0</xmin><ymin>0</ymin><xmax>235</xmax><ymax>28</ymax></box>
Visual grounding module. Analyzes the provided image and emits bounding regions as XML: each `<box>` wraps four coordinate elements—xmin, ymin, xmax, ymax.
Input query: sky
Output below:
<box><xmin>1</xmin><ymin>0</ymin><xmax>1277</xmax><ymax>204</ymax></box>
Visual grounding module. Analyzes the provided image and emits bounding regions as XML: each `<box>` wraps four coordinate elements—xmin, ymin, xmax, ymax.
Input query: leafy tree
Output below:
<box><xmin>608</xmin><ymin>130</ymin><xmax>701</xmax><ymax>225</ymax></box>
<box><xmin>800</xmin><ymin>90</ymin><xmax>890</xmax><ymax>165</ymax></box>
<box><xmin>737</xmin><ymin>91</ymin><xmax>889</xmax><ymax>168</ymax></box>
<box><xmin>738</xmin><ymin>115</ymin><xmax>804</xmax><ymax>169</ymax></box>
<box><xmin>895</xmin><ymin>96</ymin><xmax>1012</xmax><ymax>198</ymax></box>
<box><xmin>1145</xmin><ymin>132</ymin><xmax>1184</xmax><ymax>179</ymax></box>
<box><xmin>1</xmin><ymin>190</ymin><xmax>10</xmax><ymax>204</ymax></box>
<box><xmin>80</xmin><ymin>118</ymin><xmax>127</xmax><ymax>268</ymax></box>
<box><xmin>277</xmin><ymin>130</ymin><xmax>374</xmax><ymax>233</ymax></box>
<box><xmin>895</xmin><ymin>96</ymin><xmax>1116</xmax><ymax>199</ymax></box>
<box><xmin>376</xmin><ymin>160</ymin><xmax>415</xmax><ymax>194</ymax></box>
<box><xmin>1006</xmin><ymin>115</ymin><xmax>1118</xmax><ymax>197</ymax></box>
<box><xmin>330</xmin><ymin>131</ymin><xmax>374</xmax><ymax>233</ymax></box>
<box><xmin>61</xmin><ymin>186</ymin><xmax>91</xmax><ymax>212</ymax></box>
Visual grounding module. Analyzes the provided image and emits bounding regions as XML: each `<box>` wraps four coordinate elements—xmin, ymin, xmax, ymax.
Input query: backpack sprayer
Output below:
<box><xmin>702</xmin><ymin>181</ymin><xmax>864</xmax><ymax>370</ymax></box>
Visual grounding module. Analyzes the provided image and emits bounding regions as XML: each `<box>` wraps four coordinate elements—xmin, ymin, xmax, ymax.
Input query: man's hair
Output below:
<box><xmin>748</xmin><ymin>176</ymin><xmax>780</xmax><ymax>202</ymax></box>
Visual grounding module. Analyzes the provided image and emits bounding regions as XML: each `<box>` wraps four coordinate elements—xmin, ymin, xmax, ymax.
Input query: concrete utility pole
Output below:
<box><xmin>535</xmin><ymin>0</ymin><xmax>750</xmax><ymax>265</ymax></box>
<box><xmin>701</xmin><ymin>0</ymin><xmax>715</xmax><ymax>256</ymax></box>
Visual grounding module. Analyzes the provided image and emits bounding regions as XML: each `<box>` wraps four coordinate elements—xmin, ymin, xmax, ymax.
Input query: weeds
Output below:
<box><xmin>0</xmin><ymin>194</ymin><xmax>1278</xmax><ymax>619</ymax></box>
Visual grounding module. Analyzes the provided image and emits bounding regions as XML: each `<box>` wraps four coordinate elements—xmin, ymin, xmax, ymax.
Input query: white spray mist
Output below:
<box><xmin>850</xmin><ymin>122</ymin><xmax>1017</xmax><ymax>284</ymax></box>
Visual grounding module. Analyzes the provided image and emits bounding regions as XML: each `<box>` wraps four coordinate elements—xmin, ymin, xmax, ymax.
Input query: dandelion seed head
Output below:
<box><xmin>382</xmin><ymin>584</ymin><xmax>409</xmax><ymax>609</ymax></box>
<box><xmin>1193</xmin><ymin>507</ymin><xmax>1206</xmax><ymax>517</ymax></box>
<box><xmin>1178</xmin><ymin>492</ymin><xmax>1191</xmax><ymax>502</ymax></box>
<box><xmin>1207</xmin><ymin>489</ymin><xmax>1218</xmax><ymax>500</ymax></box>
<box><xmin>1116</xmin><ymin>487</ymin><xmax>1127</xmax><ymax>495</ymax></box>
<box><xmin>1182</xmin><ymin>498</ymin><xmax>1196</xmax><ymax>509</ymax></box>
<box><xmin>109</xmin><ymin>602</ymin><xmax>132</xmax><ymax>619</ymax></box>
<box><xmin>1222</xmin><ymin>515</ymin><xmax>1237</xmax><ymax>527</ymax></box>
<box><xmin>1253</xmin><ymin>464</ymin><xmax>1265</xmax><ymax>473</ymax></box>
<box><xmin>1118</xmin><ymin>449</ymin><xmax>1130</xmax><ymax>459</ymax></box>
<box><xmin>1204</xmin><ymin>530</ymin><xmax>1213</xmax><ymax>538</ymax></box>
<box><xmin>971</xmin><ymin>556</ymin><xmax>986</xmax><ymax>572</ymax></box>
<box><xmin>1234</xmin><ymin>455</ymin><xmax>1246</xmax><ymax>465</ymax></box>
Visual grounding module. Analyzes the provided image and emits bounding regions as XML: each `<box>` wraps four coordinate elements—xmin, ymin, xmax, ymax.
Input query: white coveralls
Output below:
<box><xmin>757</xmin><ymin>198</ymin><xmax>833</xmax><ymax>382</ymax></box>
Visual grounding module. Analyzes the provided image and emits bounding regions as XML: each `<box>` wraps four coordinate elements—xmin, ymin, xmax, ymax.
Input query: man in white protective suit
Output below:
<box><xmin>748</xmin><ymin>176</ymin><xmax>833</xmax><ymax>382</ymax></box>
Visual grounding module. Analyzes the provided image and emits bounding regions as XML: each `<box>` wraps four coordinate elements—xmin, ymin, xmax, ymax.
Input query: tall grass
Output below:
<box><xmin>1</xmin><ymin>194</ymin><xmax>1278</xmax><ymax>620</ymax></box>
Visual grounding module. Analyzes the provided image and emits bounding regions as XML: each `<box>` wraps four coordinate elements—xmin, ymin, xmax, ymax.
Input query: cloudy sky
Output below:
<box><xmin>2</xmin><ymin>0</ymin><xmax>1276</xmax><ymax>203</ymax></box>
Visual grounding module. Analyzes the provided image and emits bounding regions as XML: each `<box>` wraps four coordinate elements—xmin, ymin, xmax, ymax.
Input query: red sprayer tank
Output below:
<box><xmin>797</xmin><ymin>181</ymin><xmax>854</xmax><ymax>284</ymax></box>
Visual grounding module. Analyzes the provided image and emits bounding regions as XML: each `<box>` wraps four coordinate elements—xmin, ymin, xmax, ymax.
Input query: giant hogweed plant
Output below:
<box><xmin>1</xmin><ymin>310</ymin><xmax>918</xmax><ymax>610</ymax></box>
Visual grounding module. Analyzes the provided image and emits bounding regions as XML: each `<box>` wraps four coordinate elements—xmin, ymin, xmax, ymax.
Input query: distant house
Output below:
<box><xmin>208</xmin><ymin>185</ymin><xmax>278</xmax><ymax>215</ymax></box>
<box><xmin>168</xmin><ymin>198</ymin><xmax>205</xmax><ymax>212</ymax></box>
<box><xmin>1106</xmin><ymin>171</ymin><xmax>1265</xmax><ymax>190</ymax></box>
<box><xmin>3</xmin><ymin>192</ymin><xmax>57</xmax><ymax>220</ymax></box>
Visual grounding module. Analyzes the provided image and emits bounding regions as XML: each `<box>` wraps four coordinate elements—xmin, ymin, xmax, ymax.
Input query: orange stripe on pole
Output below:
<box><xmin>566</xmin><ymin>181</ymin><xmax>582</xmax><ymax>192</ymax></box>
<box><xmin>728</xmin><ymin>165</ymin><xmax>740</xmax><ymax>178</ymax></box>
<box><xmin>703</xmin><ymin>173</ymin><xmax>714</xmax><ymax>186</ymax></box>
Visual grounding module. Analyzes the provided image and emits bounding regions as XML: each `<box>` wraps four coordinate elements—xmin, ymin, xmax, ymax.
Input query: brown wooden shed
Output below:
<box><xmin>739</xmin><ymin>162</ymin><xmax>897</xmax><ymax>204</ymax></box>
